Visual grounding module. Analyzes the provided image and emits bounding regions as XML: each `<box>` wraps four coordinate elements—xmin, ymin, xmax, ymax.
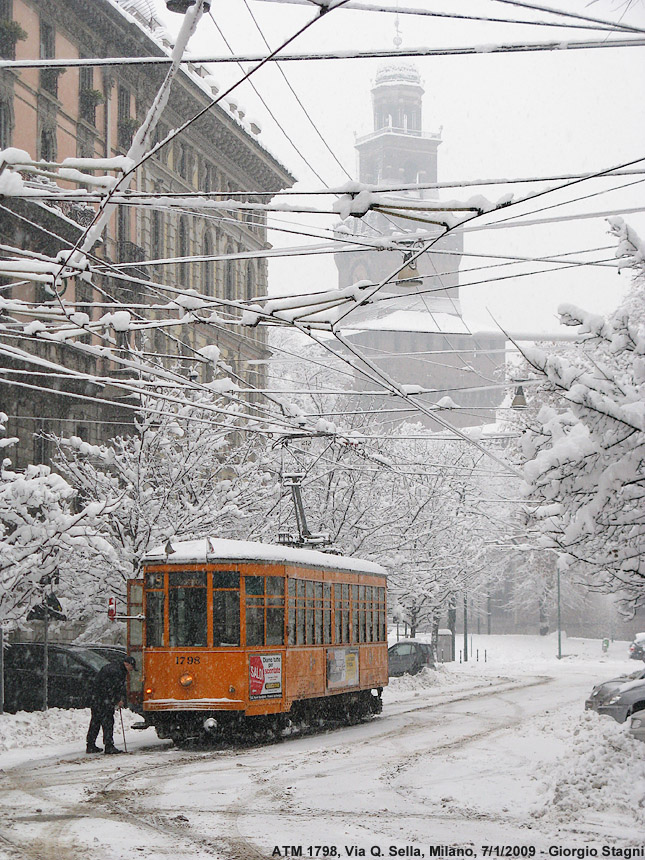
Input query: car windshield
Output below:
<box><xmin>73</xmin><ymin>648</ymin><xmax>110</xmax><ymax>671</ymax></box>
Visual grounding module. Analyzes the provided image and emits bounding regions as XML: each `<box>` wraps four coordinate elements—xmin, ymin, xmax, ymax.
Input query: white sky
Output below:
<box><xmin>154</xmin><ymin>0</ymin><xmax>645</xmax><ymax>334</ymax></box>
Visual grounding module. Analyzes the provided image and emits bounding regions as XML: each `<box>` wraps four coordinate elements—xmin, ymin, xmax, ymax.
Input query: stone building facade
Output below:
<box><xmin>0</xmin><ymin>0</ymin><xmax>293</xmax><ymax>466</ymax></box>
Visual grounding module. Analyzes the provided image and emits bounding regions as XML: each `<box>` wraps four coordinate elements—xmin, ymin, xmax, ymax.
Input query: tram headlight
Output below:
<box><xmin>179</xmin><ymin>673</ymin><xmax>194</xmax><ymax>687</ymax></box>
<box><xmin>203</xmin><ymin>717</ymin><xmax>217</xmax><ymax>732</ymax></box>
<box><xmin>145</xmin><ymin>687</ymin><xmax>153</xmax><ymax>696</ymax></box>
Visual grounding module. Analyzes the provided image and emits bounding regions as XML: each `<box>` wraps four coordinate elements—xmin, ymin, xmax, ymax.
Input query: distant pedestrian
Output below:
<box><xmin>86</xmin><ymin>655</ymin><xmax>136</xmax><ymax>754</ymax></box>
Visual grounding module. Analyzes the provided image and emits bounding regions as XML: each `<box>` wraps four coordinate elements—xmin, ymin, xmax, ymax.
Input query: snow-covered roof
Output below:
<box><xmin>144</xmin><ymin>538</ymin><xmax>388</xmax><ymax>576</ymax></box>
<box><xmin>105</xmin><ymin>0</ymin><xmax>292</xmax><ymax>179</ymax></box>
<box><xmin>345</xmin><ymin>308</ymin><xmax>501</xmax><ymax>336</ymax></box>
<box><xmin>374</xmin><ymin>61</ymin><xmax>422</xmax><ymax>88</ymax></box>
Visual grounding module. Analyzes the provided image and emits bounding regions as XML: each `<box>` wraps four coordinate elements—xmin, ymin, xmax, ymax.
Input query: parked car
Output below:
<box><xmin>2</xmin><ymin>642</ymin><xmax>110</xmax><ymax>713</ymax></box>
<box><xmin>388</xmin><ymin>641</ymin><xmax>435</xmax><ymax>676</ymax></box>
<box><xmin>629</xmin><ymin>633</ymin><xmax>645</xmax><ymax>661</ymax></box>
<box><xmin>595</xmin><ymin>677</ymin><xmax>645</xmax><ymax>723</ymax></box>
<box><xmin>81</xmin><ymin>644</ymin><xmax>127</xmax><ymax>663</ymax></box>
<box><xmin>585</xmin><ymin>667</ymin><xmax>645</xmax><ymax>711</ymax></box>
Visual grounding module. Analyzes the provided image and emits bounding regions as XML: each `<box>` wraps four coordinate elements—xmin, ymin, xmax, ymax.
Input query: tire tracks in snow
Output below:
<box><xmin>0</xmin><ymin>674</ymin><xmax>552</xmax><ymax>859</ymax></box>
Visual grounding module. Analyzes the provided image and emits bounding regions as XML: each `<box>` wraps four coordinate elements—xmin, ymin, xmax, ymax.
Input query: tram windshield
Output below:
<box><xmin>169</xmin><ymin>571</ymin><xmax>207</xmax><ymax>647</ymax></box>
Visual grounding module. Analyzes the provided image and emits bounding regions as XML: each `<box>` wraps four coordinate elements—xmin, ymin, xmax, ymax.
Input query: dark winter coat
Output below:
<box><xmin>91</xmin><ymin>660</ymin><xmax>127</xmax><ymax>710</ymax></box>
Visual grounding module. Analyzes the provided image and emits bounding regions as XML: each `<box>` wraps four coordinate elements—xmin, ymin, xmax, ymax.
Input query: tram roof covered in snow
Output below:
<box><xmin>143</xmin><ymin>538</ymin><xmax>388</xmax><ymax>576</ymax></box>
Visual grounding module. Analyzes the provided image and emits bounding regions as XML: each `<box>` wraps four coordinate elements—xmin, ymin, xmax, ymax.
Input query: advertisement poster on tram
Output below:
<box><xmin>326</xmin><ymin>647</ymin><xmax>359</xmax><ymax>690</ymax></box>
<box><xmin>249</xmin><ymin>654</ymin><xmax>283</xmax><ymax>699</ymax></box>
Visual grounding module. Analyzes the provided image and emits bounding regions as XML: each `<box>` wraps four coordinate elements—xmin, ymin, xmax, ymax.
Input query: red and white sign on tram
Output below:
<box><xmin>249</xmin><ymin>654</ymin><xmax>283</xmax><ymax>699</ymax></box>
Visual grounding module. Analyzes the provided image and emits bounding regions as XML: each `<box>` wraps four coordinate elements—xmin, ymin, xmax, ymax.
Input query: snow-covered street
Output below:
<box><xmin>1</xmin><ymin>635</ymin><xmax>643</xmax><ymax>860</ymax></box>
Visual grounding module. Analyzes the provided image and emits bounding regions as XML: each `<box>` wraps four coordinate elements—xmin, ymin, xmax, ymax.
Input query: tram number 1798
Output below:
<box><xmin>175</xmin><ymin>655</ymin><xmax>201</xmax><ymax>665</ymax></box>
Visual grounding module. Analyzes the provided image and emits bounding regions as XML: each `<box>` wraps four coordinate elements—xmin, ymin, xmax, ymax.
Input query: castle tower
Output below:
<box><xmin>332</xmin><ymin>60</ymin><xmax>506</xmax><ymax>430</ymax></box>
<box><xmin>335</xmin><ymin>60</ymin><xmax>462</xmax><ymax>312</ymax></box>
<box><xmin>356</xmin><ymin>61</ymin><xmax>440</xmax><ymax>190</ymax></box>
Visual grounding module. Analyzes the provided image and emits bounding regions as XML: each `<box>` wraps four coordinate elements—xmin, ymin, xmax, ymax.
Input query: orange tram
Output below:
<box><xmin>126</xmin><ymin>538</ymin><xmax>388</xmax><ymax>744</ymax></box>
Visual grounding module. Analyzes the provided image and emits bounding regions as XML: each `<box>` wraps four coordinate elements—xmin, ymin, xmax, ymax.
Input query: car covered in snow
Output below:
<box><xmin>585</xmin><ymin>666</ymin><xmax>645</xmax><ymax>711</ymax></box>
<box><xmin>629</xmin><ymin>633</ymin><xmax>645</xmax><ymax>661</ymax></box>
<box><xmin>2</xmin><ymin>642</ymin><xmax>110</xmax><ymax>713</ymax></box>
<box><xmin>388</xmin><ymin>640</ymin><xmax>435</xmax><ymax>676</ymax></box>
<box><xmin>594</xmin><ymin>676</ymin><xmax>645</xmax><ymax>723</ymax></box>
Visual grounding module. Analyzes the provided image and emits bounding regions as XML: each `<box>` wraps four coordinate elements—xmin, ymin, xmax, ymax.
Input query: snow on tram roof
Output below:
<box><xmin>144</xmin><ymin>538</ymin><xmax>387</xmax><ymax>576</ymax></box>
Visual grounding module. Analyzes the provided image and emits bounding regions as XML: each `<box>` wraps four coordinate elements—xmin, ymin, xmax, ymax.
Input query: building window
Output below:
<box><xmin>117</xmin><ymin>85</ymin><xmax>136</xmax><ymax>148</ymax></box>
<box><xmin>202</xmin><ymin>162</ymin><xmax>214</xmax><ymax>193</ymax></box>
<box><xmin>117</xmin><ymin>204</ymin><xmax>130</xmax><ymax>246</ymax></box>
<box><xmin>151</xmin><ymin>209</ymin><xmax>164</xmax><ymax>261</ymax></box>
<box><xmin>40</xmin><ymin>126</ymin><xmax>56</xmax><ymax>162</ymax></box>
<box><xmin>0</xmin><ymin>100</ymin><xmax>12</xmax><ymax>148</ymax></box>
<box><xmin>152</xmin><ymin>122</ymin><xmax>168</xmax><ymax>163</ymax></box>
<box><xmin>39</xmin><ymin>20</ymin><xmax>58</xmax><ymax>97</ymax></box>
<box><xmin>79</xmin><ymin>64</ymin><xmax>102</xmax><ymax>126</ymax></box>
<box><xmin>203</xmin><ymin>231</ymin><xmax>214</xmax><ymax>296</ymax></box>
<box><xmin>0</xmin><ymin>2</ymin><xmax>26</xmax><ymax>62</ymax></box>
<box><xmin>118</xmin><ymin>85</ymin><xmax>130</xmax><ymax>123</ymax></box>
<box><xmin>225</xmin><ymin>244</ymin><xmax>235</xmax><ymax>302</ymax></box>
<box><xmin>175</xmin><ymin>143</ymin><xmax>193</xmax><ymax>181</ymax></box>
<box><xmin>245</xmin><ymin>261</ymin><xmax>255</xmax><ymax>302</ymax></box>
<box><xmin>177</xmin><ymin>216</ymin><xmax>189</xmax><ymax>287</ymax></box>
<box><xmin>75</xmin><ymin>282</ymin><xmax>93</xmax><ymax>343</ymax></box>
<box><xmin>76</xmin><ymin>127</ymin><xmax>94</xmax><ymax>163</ymax></box>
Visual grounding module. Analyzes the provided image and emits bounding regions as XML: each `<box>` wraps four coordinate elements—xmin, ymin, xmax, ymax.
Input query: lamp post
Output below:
<box><xmin>463</xmin><ymin>593</ymin><xmax>468</xmax><ymax>662</ymax></box>
<box><xmin>556</xmin><ymin>561</ymin><xmax>562</xmax><ymax>660</ymax></box>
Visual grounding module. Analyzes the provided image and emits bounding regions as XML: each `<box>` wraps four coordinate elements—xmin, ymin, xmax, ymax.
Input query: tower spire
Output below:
<box><xmin>393</xmin><ymin>10</ymin><xmax>402</xmax><ymax>50</ymax></box>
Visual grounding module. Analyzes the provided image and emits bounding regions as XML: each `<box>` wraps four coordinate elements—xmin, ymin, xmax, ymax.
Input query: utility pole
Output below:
<box><xmin>557</xmin><ymin>565</ymin><xmax>562</xmax><ymax>660</ymax></box>
<box><xmin>463</xmin><ymin>593</ymin><xmax>468</xmax><ymax>663</ymax></box>
<box><xmin>447</xmin><ymin>593</ymin><xmax>457</xmax><ymax>661</ymax></box>
<box><xmin>42</xmin><ymin>601</ymin><xmax>48</xmax><ymax>711</ymax></box>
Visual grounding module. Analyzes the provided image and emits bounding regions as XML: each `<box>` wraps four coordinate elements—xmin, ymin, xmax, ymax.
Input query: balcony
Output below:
<box><xmin>355</xmin><ymin>127</ymin><xmax>442</xmax><ymax>146</ymax></box>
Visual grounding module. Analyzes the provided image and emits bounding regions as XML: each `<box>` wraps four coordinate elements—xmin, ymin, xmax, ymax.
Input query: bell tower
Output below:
<box><xmin>356</xmin><ymin>61</ymin><xmax>441</xmax><ymax>190</ymax></box>
<box><xmin>335</xmin><ymin>57</ymin><xmax>462</xmax><ymax>310</ymax></box>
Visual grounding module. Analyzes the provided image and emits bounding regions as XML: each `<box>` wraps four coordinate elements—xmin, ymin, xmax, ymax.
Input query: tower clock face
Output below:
<box><xmin>351</xmin><ymin>262</ymin><xmax>370</xmax><ymax>284</ymax></box>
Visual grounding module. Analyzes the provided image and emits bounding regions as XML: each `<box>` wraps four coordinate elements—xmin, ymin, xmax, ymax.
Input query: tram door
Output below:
<box><xmin>127</xmin><ymin>579</ymin><xmax>144</xmax><ymax>708</ymax></box>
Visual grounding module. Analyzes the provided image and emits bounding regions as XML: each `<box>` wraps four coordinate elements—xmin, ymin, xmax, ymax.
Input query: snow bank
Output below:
<box><xmin>0</xmin><ymin>707</ymin><xmax>140</xmax><ymax>753</ymax></box>
<box><xmin>531</xmin><ymin>709</ymin><xmax>645</xmax><ymax>826</ymax></box>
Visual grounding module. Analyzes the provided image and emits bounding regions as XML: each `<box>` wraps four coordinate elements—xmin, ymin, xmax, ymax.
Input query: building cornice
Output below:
<box><xmin>28</xmin><ymin>0</ymin><xmax>294</xmax><ymax>193</ymax></box>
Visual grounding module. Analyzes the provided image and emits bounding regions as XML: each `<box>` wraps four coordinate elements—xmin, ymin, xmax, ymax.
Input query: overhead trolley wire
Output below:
<box><xmin>3</xmin><ymin>34</ymin><xmax>645</xmax><ymax>71</ymax></box>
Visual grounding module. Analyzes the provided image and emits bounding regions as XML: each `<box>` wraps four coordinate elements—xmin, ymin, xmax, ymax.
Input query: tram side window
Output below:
<box><xmin>169</xmin><ymin>571</ymin><xmax>207</xmax><ymax>647</ymax></box>
<box><xmin>334</xmin><ymin>583</ymin><xmax>350</xmax><ymax>644</ymax></box>
<box><xmin>377</xmin><ymin>586</ymin><xmax>386</xmax><ymax>641</ymax></box>
<box><xmin>245</xmin><ymin>575</ymin><xmax>284</xmax><ymax>647</ymax></box>
<box><xmin>145</xmin><ymin>591</ymin><xmax>164</xmax><ymax>647</ymax></box>
<box><xmin>351</xmin><ymin>585</ymin><xmax>359</xmax><ymax>643</ymax></box>
<box><xmin>296</xmin><ymin>578</ymin><xmax>306</xmax><ymax>646</ymax></box>
<box><xmin>323</xmin><ymin>582</ymin><xmax>332</xmax><ymax>644</ymax></box>
<box><xmin>213</xmin><ymin>571</ymin><xmax>240</xmax><ymax>646</ymax></box>
<box><xmin>365</xmin><ymin>585</ymin><xmax>373</xmax><ymax>642</ymax></box>
<box><xmin>266</xmin><ymin>575</ymin><xmax>285</xmax><ymax>646</ymax></box>
<box><xmin>288</xmin><ymin>579</ymin><xmax>296</xmax><ymax>645</ymax></box>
